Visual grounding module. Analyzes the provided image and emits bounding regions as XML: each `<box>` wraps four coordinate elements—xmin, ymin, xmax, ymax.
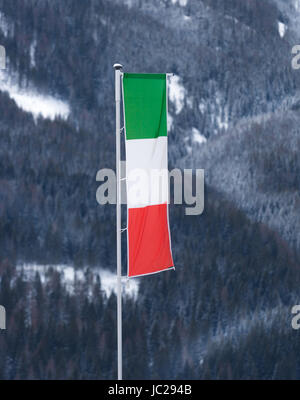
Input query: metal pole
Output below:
<box><xmin>114</xmin><ymin>63</ymin><xmax>123</xmax><ymax>381</ymax></box>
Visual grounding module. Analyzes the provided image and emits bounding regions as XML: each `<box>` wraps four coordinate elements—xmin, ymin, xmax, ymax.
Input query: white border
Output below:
<box><xmin>166</xmin><ymin>74</ymin><xmax>175</xmax><ymax>269</ymax></box>
<box><xmin>128</xmin><ymin>266</ymin><xmax>175</xmax><ymax>280</ymax></box>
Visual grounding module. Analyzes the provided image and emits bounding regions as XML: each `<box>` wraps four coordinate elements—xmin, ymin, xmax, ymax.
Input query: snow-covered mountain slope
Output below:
<box><xmin>17</xmin><ymin>263</ymin><xmax>139</xmax><ymax>298</ymax></box>
<box><xmin>0</xmin><ymin>69</ymin><xmax>70</xmax><ymax>121</ymax></box>
<box><xmin>186</xmin><ymin>103</ymin><xmax>300</xmax><ymax>253</ymax></box>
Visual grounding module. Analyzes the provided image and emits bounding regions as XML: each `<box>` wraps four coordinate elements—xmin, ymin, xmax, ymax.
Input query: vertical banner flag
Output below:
<box><xmin>122</xmin><ymin>73</ymin><xmax>174</xmax><ymax>278</ymax></box>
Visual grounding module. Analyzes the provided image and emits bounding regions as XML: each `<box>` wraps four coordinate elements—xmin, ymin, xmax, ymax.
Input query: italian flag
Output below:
<box><xmin>122</xmin><ymin>73</ymin><xmax>174</xmax><ymax>278</ymax></box>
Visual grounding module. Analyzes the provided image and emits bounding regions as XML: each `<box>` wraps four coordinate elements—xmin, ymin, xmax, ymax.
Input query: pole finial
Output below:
<box><xmin>114</xmin><ymin>63</ymin><xmax>123</xmax><ymax>70</ymax></box>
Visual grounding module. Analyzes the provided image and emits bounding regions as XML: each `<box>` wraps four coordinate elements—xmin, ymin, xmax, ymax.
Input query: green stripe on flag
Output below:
<box><xmin>123</xmin><ymin>73</ymin><xmax>167</xmax><ymax>140</ymax></box>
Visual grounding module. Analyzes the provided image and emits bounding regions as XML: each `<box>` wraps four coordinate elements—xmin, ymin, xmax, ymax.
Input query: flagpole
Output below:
<box><xmin>114</xmin><ymin>63</ymin><xmax>123</xmax><ymax>381</ymax></box>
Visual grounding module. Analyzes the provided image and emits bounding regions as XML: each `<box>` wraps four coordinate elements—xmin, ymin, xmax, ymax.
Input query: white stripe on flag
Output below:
<box><xmin>126</xmin><ymin>136</ymin><xmax>169</xmax><ymax>208</ymax></box>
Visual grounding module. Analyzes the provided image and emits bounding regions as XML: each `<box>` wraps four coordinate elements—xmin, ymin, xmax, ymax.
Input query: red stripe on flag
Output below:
<box><xmin>128</xmin><ymin>203</ymin><xmax>173</xmax><ymax>277</ymax></box>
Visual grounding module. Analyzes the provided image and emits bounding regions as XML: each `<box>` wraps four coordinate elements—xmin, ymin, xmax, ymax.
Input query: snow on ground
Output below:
<box><xmin>184</xmin><ymin>135</ymin><xmax>192</xmax><ymax>154</ymax></box>
<box><xmin>16</xmin><ymin>263</ymin><xmax>139</xmax><ymax>299</ymax></box>
<box><xmin>167</xmin><ymin>112</ymin><xmax>174</xmax><ymax>131</ymax></box>
<box><xmin>0</xmin><ymin>11</ymin><xmax>12</xmax><ymax>37</ymax></box>
<box><xmin>215</xmin><ymin>95</ymin><xmax>229</xmax><ymax>131</ymax></box>
<box><xmin>199</xmin><ymin>101</ymin><xmax>206</xmax><ymax>114</ymax></box>
<box><xmin>216</xmin><ymin>113</ymin><xmax>229</xmax><ymax>131</ymax></box>
<box><xmin>99</xmin><ymin>268</ymin><xmax>139</xmax><ymax>299</ymax></box>
<box><xmin>278</xmin><ymin>21</ymin><xmax>287</xmax><ymax>38</ymax></box>
<box><xmin>168</xmin><ymin>74</ymin><xmax>186</xmax><ymax>114</ymax></box>
<box><xmin>192</xmin><ymin>127</ymin><xmax>207</xmax><ymax>145</ymax></box>
<box><xmin>30</xmin><ymin>38</ymin><xmax>37</xmax><ymax>68</ymax></box>
<box><xmin>122</xmin><ymin>0</ymin><xmax>135</xmax><ymax>8</ymax></box>
<box><xmin>171</xmin><ymin>0</ymin><xmax>188</xmax><ymax>6</ymax></box>
<box><xmin>186</xmin><ymin>145</ymin><xmax>192</xmax><ymax>154</ymax></box>
<box><xmin>0</xmin><ymin>69</ymin><xmax>70</xmax><ymax>120</ymax></box>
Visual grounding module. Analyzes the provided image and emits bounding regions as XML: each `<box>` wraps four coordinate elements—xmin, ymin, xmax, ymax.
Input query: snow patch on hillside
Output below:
<box><xmin>0</xmin><ymin>11</ymin><xmax>12</xmax><ymax>37</ymax></box>
<box><xmin>278</xmin><ymin>21</ymin><xmax>287</xmax><ymax>38</ymax></box>
<box><xmin>30</xmin><ymin>39</ymin><xmax>37</xmax><ymax>68</ymax></box>
<box><xmin>122</xmin><ymin>0</ymin><xmax>135</xmax><ymax>8</ymax></box>
<box><xmin>172</xmin><ymin>0</ymin><xmax>188</xmax><ymax>6</ymax></box>
<box><xmin>216</xmin><ymin>113</ymin><xmax>229</xmax><ymax>131</ymax></box>
<box><xmin>0</xmin><ymin>69</ymin><xmax>70</xmax><ymax>120</ymax></box>
<box><xmin>168</xmin><ymin>112</ymin><xmax>174</xmax><ymax>131</ymax></box>
<box><xmin>16</xmin><ymin>263</ymin><xmax>139</xmax><ymax>299</ymax></box>
<box><xmin>215</xmin><ymin>95</ymin><xmax>229</xmax><ymax>131</ymax></box>
<box><xmin>199</xmin><ymin>101</ymin><xmax>206</xmax><ymax>114</ymax></box>
<box><xmin>169</xmin><ymin>74</ymin><xmax>186</xmax><ymax>114</ymax></box>
<box><xmin>192</xmin><ymin>128</ymin><xmax>207</xmax><ymax>145</ymax></box>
